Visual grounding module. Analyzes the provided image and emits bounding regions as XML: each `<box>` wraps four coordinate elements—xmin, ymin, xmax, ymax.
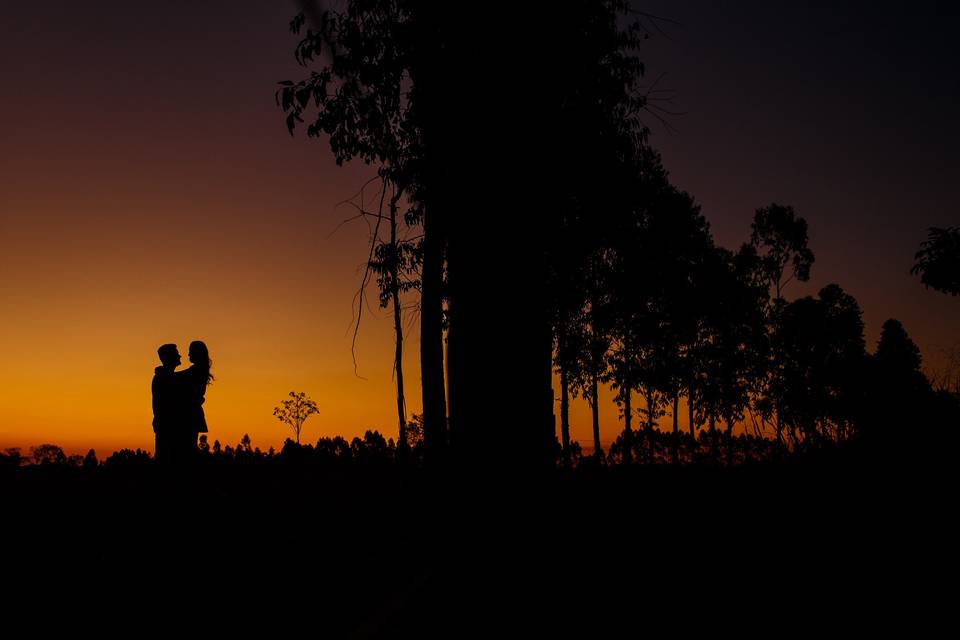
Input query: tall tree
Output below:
<box><xmin>552</xmin><ymin>273</ymin><xmax>591</xmax><ymax>467</ymax></box>
<box><xmin>282</xmin><ymin>2</ymin><xmax>649</xmax><ymax>466</ymax></box>
<box><xmin>690</xmin><ymin>247</ymin><xmax>768</xmax><ymax>462</ymax></box>
<box><xmin>369</xmin><ymin>186</ymin><xmax>421</xmax><ymax>451</ymax></box>
<box><xmin>772</xmin><ymin>286</ymin><xmax>867</xmax><ymax>447</ymax></box>
<box><xmin>815</xmin><ymin>284</ymin><xmax>868</xmax><ymax>442</ymax></box>
<box><xmin>566</xmin><ymin>251</ymin><xmax>615</xmax><ymax>461</ymax></box>
<box><xmin>746</xmin><ymin>203</ymin><xmax>815</xmax><ymax>445</ymax></box>
<box><xmin>863</xmin><ymin>319</ymin><xmax>934</xmax><ymax>455</ymax></box>
<box><xmin>279</xmin><ymin>3</ymin><xmax>449</xmax><ymax>455</ymax></box>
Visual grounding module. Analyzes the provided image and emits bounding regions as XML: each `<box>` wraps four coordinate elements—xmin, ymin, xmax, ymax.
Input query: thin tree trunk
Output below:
<box><xmin>623</xmin><ymin>387</ymin><xmax>632</xmax><ymax>435</ymax></box>
<box><xmin>688</xmin><ymin>385</ymin><xmax>696</xmax><ymax>438</ymax></box>
<box><xmin>588</xmin><ymin>258</ymin><xmax>603</xmax><ymax>462</ymax></box>
<box><xmin>644</xmin><ymin>389</ymin><xmax>656</xmax><ymax>464</ymax></box>
<box><xmin>559</xmin><ymin>330</ymin><xmax>571</xmax><ymax>468</ymax></box>
<box><xmin>590</xmin><ymin>372</ymin><xmax>603</xmax><ymax>458</ymax></box>
<box><xmin>389</xmin><ymin>192</ymin><xmax>407</xmax><ymax>453</ymax></box>
<box><xmin>725</xmin><ymin>416</ymin><xmax>734</xmax><ymax>467</ymax></box>
<box><xmin>672</xmin><ymin>393</ymin><xmax>679</xmax><ymax>465</ymax></box>
<box><xmin>775</xmin><ymin>407</ymin><xmax>783</xmax><ymax>447</ymax></box>
<box><xmin>621</xmin><ymin>333</ymin><xmax>633</xmax><ymax>465</ymax></box>
<box><xmin>622</xmin><ymin>384</ymin><xmax>632</xmax><ymax>464</ymax></box>
<box><xmin>709</xmin><ymin>414</ymin><xmax>717</xmax><ymax>463</ymax></box>
<box><xmin>591</xmin><ymin>370</ymin><xmax>601</xmax><ymax>460</ymax></box>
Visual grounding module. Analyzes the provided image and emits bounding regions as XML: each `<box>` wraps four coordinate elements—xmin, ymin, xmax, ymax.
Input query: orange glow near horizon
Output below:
<box><xmin>0</xmin><ymin>221</ymin><xmax>422</xmax><ymax>457</ymax></box>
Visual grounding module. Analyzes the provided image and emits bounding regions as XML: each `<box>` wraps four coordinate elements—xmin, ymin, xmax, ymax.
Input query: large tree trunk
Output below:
<box><xmin>438</xmin><ymin>7</ymin><xmax>556</xmax><ymax>468</ymax></box>
<box><xmin>446</xmin><ymin>243</ymin><xmax>554</xmax><ymax>465</ymax></box>
<box><xmin>420</xmin><ymin>206</ymin><xmax>447</xmax><ymax>461</ymax></box>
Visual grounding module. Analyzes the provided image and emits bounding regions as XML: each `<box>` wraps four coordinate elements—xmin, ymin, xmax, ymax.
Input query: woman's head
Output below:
<box><xmin>188</xmin><ymin>340</ymin><xmax>214</xmax><ymax>384</ymax></box>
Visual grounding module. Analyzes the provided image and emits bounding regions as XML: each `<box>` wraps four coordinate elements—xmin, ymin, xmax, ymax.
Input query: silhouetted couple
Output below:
<box><xmin>152</xmin><ymin>341</ymin><xmax>213</xmax><ymax>465</ymax></box>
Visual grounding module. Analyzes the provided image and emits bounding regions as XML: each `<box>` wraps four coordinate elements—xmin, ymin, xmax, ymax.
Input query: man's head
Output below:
<box><xmin>157</xmin><ymin>343</ymin><xmax>181</xmax><ymax>368</ymax></box>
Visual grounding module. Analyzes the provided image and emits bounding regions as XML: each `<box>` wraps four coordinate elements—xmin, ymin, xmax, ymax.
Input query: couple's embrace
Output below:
<box><xmin>152</xmin><ymin>340</ymin><xmax>213</xmax><ymax>463</ymax></box>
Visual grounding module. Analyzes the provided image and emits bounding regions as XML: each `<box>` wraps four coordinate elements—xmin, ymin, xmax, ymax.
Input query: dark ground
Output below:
<box><xmin>1</xmin><ymin>455</ymin><xmax>955</xmax><ymax>637</ymax></box>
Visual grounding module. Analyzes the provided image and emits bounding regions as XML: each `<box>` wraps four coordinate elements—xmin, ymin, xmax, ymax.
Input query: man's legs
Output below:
<box><xmin>155</xmin><ymin>430</ymin><xmax>171</xmax><ymax>464</ymax></box>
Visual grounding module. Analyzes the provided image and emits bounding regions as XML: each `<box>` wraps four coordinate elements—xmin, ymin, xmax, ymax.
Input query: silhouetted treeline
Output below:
<box><xmin>4</xmin><ymin>375</ymin><xmax>958</xmax><ymax>477</ymax></box>
<box><xmin>277</xmin><ymin>2</ymin><xmax>958</xmax><ymax>468</ymax></box>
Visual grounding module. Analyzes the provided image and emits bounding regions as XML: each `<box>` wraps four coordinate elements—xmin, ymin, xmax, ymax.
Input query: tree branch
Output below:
<box><xmin>348</xmin><ymin>178</ymin><xmax>388</xmax><ymax>378</ymax></box>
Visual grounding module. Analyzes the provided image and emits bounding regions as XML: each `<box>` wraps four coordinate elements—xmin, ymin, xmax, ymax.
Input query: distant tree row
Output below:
<box><xmin>0</xmin><ymin>427</ymin><xmax>413</xmax><ymax>470</ymax></box>
<box><xmin>1</xmin><ymin>445</ymin><xmax>132</xmax><ymax>469</ymax></box>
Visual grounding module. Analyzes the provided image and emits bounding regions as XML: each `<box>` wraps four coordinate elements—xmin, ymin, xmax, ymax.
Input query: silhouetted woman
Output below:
<box><xmin>178</xmin><ymin>340</ymin><xmax>213</xmax><ymax>456</ymax></box>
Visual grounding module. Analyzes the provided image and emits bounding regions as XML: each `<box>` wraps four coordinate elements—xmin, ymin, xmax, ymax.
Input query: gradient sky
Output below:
<box><xmin>1</xmin><ymin>1</ymin><xmax>957</xmax><ymax>455</ymax></box>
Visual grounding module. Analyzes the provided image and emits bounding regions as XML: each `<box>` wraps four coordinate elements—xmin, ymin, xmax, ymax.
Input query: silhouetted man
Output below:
<box><xmin>152</xmin><ymin>343</ymin><xmax>181</xmax><ymax>463</ymax></box>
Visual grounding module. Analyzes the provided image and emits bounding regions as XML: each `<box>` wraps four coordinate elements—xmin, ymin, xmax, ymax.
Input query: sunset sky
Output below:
<box><xmin>1</xmin><ymin>1</ymin><xmax>957</xmax><ymax>456</ymax></box>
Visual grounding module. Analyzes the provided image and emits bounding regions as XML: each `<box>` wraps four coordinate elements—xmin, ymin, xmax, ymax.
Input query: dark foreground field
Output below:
<box><xmin>2</xmin><ymin>454</ymin><xmax>955</xmax><ymax>636</ymax></box>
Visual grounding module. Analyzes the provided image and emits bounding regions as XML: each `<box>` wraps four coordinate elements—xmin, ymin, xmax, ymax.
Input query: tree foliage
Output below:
<box><xmin>772</xmin><ymin>285</ymin><xmax>867</xmax><ymax>445</ymax></box>
<box><xmin>749</xmin><ymin>203</ymin><xmax>815</xmax><ymax>300</ymax></box>
<box><xmin>278</xmin><ymin>2</ymin><xmax>417</xmax><ymax>177</ymax></box>
<box><xmin>31</xmin><ymin>444</ymin><xmax>67</xmax><ymax>466</ymax></box>
<box><xmin>274</xmin><ymin>391</ymin><xmax>320</xmax><ymax>444</ymax></box>
<box><xmin>279</xmin><ymin>2</ymin><xmax>433</xmax><ymax>453</ymax></box>
<box><xmin>911</xmin><ymin>227</ymin><xmax>960</xmax><ymax>296</ymax></box>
